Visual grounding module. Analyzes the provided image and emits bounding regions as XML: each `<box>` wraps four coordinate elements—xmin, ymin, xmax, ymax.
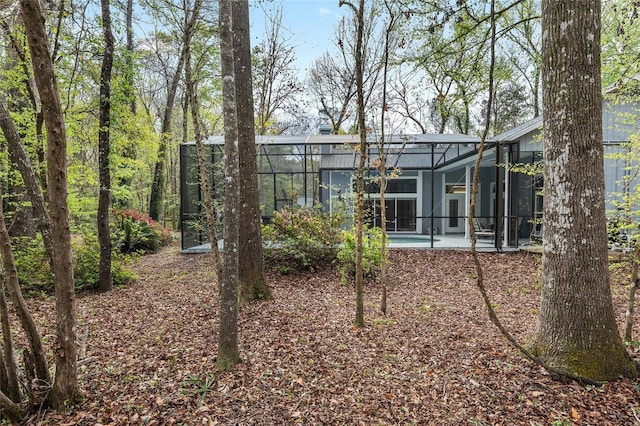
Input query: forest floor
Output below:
<box><xmin>20</xmin><ymin>242</ymin><xmax>640</xmax><ymax>425</ymax></box>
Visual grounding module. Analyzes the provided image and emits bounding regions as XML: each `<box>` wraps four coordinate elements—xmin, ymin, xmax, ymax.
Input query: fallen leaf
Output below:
<box><xmin>194</xmin><ymin>406</ymin><xmax>210</xmax><ymax>415</ymax></box>
<box><xmin>570</xmin><ymin>407</ymin><xmax>581</xmax><ymax>420</ymax></box>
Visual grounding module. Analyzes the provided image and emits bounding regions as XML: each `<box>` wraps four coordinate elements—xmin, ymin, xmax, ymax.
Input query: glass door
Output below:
<box><xmin>444</xmin><ymin>194</ymin><xmax>466</xmax><ymax>233</ymax></box>
<box><xmin>395</xmin><ymin>199</ymin><xmax>417</xmax><ymax>231</ymax></box>
<box><xmin>365</xmin><ymin>198</ymin><xmax>417</xmax><ymax>232</ymax></box>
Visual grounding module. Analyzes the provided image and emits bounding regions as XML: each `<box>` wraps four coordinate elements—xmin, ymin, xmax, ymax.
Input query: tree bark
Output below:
<box><xmin>0</xmin><ymin>174</ymin><xmax>50</xmax><ymax>397</ymax></box>
<box><xmin>0</xmin><ymin>284</ymin><xmax>20</xmax><ymax>402</ymax></box>
<box><xmin>0</xmin><ymin>95</ymin><xmax>53</xmax><ymax>268</ymax></box>
<box><xmin>20</xmin><ymin>0</ymin><xmax>80</xmax><ymax>406</ymax></box>
<box><xmin>340</xmin><ymin>0</ymin><xmax>366</xmax><ymax>327</ymax></box>
<box><xmin>377</xmin><ymin>0</ymin><xmax>399</xmax><ymax>317</ymax></box>
<box><xmin>184</xmin><ymin>0</ymin><xmax>221</xmax><ymax>281</ymax></box>
<box><xmin>0</xmin><ymin>345</ymin><xmax>8</xmax><ymax>401</ymax></box>
<box><xmin>98</xmin><ymin>0</ymin><xmax>115</xmax><ymax>292</ymax></box>
<box><xmin>531</xmin><ymin>0</ymin><xmax>638</xmax><ymax>381</ymax></box>
<box><xmin>231</xmin><ymin>0</ymin><xmax>272</xmax><ymax>304</ymax></box>
<box><xmin>0</xmin><ymin>388</ymin><xmax>23</xmax><ymax>422</ymax></box>
<box><xmin>149</xmin><ymin>41</ymin><xmax>186</xmax><ymax>221</ymax></box>
<box><xmin>217</xmin><ymin>0</ymin><xmax>241</xmax><ymax>371</ymax></box>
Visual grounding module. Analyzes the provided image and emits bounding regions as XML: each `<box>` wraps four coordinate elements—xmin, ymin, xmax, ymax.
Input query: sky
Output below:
<box><xmin>249</xmin><ymin>0</ymin><xmax>346</xmax><ymax>77</ymax></box>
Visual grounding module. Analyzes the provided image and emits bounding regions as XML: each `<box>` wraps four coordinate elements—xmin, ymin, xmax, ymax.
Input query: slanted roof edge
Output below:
<box><xmin>182</xmin><ymin>133</ymin><xmax>482</xmax><ymax>146</ymax></box>
<box><xmin>489</xmin><ymin>117</ymin><xmax>543</xmax><ymax>143</ymax></box>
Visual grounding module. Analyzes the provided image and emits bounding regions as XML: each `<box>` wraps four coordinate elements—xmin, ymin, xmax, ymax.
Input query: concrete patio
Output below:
<box><xmin>181</xmin><ymin>233</ymin><xmax>533</xmax><ymax>254</ymax></box>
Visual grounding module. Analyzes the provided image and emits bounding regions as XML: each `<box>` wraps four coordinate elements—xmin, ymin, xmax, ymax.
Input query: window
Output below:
<box><xmin>361</xmin><ymin>178</ymin><xmax>417</xmax><ymax>194</ymax></box>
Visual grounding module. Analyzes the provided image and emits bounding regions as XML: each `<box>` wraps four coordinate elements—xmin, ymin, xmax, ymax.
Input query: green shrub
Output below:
<box><xmin>73</xmin><ymin>231</ymin><xmax>137</xmax><ymax>292</ymax></box>
<box><xmin>112</xmin><ymin>208</ymin><xmax>172</xmax><ymax>253</ymax></box>
<box><xmin>12</xmin><ymin>235</ymin><xmax>51</xmax><ymax>296</ymax></box>
<box><xmin>12</xmin><ymin>229</ymin><xmax>137</xmax><ymax>295</ymax></box>
<box><xmin>336</xmin><ymin>226</ymin><xmax>385</xmax><ymax>283</ymax></box>
<box><xmin>262</xmin><ymin>206</ymin><xmax>346</xmax><ymax>271</ymax></box>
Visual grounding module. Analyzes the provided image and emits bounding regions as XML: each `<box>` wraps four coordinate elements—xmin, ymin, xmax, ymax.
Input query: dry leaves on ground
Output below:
<box><xmin>18</xmin><ymin>244</ymin><xmax>640</xmax><ymax>425</ymax></box>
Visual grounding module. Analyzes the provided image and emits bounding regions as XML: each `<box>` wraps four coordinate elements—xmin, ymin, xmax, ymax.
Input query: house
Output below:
<box><xmin>179</xmin><ymin>100</ymin><xmax>638</xmax><ymax>252</ymax></box>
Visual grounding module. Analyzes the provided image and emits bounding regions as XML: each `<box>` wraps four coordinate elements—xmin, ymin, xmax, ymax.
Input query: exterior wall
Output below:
<box><xmin>604</xmin><ymin>145</ymin><xmax>627</xmax><ymax>212</ymax></box>
<box><xmin>519</xmin><ymin>130</ymin><xmax>543</xmax><ymax>152</ymax></box>
<box><xmin>603</xmin><ymin>99</ymin><xmax>638</xmax><ymax>142</ymax></box>
<box><xmin>515</xmin><ymin>127</ymin><xmax>639</xmax><ymax>226</ymax></box>
<box><xmin>602</xmin><ymin>100</ymin><xmax>640</xmax><ymax>213</ymax></box>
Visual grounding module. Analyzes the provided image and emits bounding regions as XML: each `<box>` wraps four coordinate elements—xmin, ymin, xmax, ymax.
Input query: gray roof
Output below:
<box><xmin>319</xmin><ymin>143</ymin><xmax>480</xmax><ymax>170</ymax></box>
<box><xmin>186</xmin><ymin>133</ymin><xmax>481</xmax><ymax>146</ymax></box>
<box><xmin>488</xmin><ymin>116</ymin><xmax>543</xmax><ymax>143</ymax></box>
<box><xmin>319</xmin><ymin>152</ymin><xmax>434</xmax><ymax>170</ymax></box>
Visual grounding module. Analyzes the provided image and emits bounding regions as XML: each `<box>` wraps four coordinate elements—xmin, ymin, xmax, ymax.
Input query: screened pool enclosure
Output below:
<box><xmin>179</xmin><ymin>132</ymin><xmax>539</xmax><ymax>252</ymax></box>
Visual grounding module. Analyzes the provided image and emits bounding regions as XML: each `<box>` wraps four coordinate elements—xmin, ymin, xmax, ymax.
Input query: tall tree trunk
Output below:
<box><xmin>530</xmin><ymin>0</ymin><xmax>638</xmax><ymax>381</ymax></box>
<box><xmin>183</xmin><ymin>0</ymin><xmax>221</xmax><ymax>280</ymax></box>
<box><xmin>232</xmin><ymin>0</ymin><xmax>272</xmax><ymax>304</ymax></box>
<box><xmin>149</xmin><ymin>136</ymin><xmax>168</xmax><ymax>221</ymax></box>
<box><xmin>149</xmin><ymin>45</ymin><xmax>186</xmax><ymax>221</ymax></box>
<box><xmin>98</xmin><ymin>0</ymin><xmax>114</xmax><ymax>292</ymax></box>
<box><xmin>340</xmin><ymin>0</ymin><xmax>366</xmax><ymax>327</ymax></box>
<box><xmin>0</xmin><ymin>95</ymin><xmax>53</xmax><ymax>268</ymax></box>
<box><xmin>217</xmin><ymin>0</ymin><xmax>241</xmax><ymax>371</ymax></box>
<box><xmin>377</xmin><ymin>0</ymin><xmax>398</xmax><ymax>316</ymax></box>
<box><xmin>20</xmin><ymin>0</ymin><xmax>80</xmax><ymax>406</ymax></box>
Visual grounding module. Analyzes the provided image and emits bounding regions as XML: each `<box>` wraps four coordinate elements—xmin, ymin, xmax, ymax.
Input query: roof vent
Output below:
<box><xmin>319</xmin><ymin>125</ymin><xmax>332</xmax><ymax>135</ymax></box>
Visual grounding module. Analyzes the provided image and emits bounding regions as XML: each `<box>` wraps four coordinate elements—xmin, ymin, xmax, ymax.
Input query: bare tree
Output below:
<box><xmin>253</xmin><ymin>3</ymin><xmax>304</xmax><ymax>136</ymax></box>
<box><xmin>339</xmin><ymin>0</ymin><xmax>367</xmax><ymax>326</ymax></box>
<box><xmin>391</xmin><ymin>69</ymin><xmax>432</xmax><ymax>134</ymax></box>
<box><xmin>375</xmin><ymin>0</ymin><xmax>401</xmax><ymax>316</ymax></box>
<box><xmin>308</xmin><ymin>9</ymin><xmax>383</xmax><ymax>134</ymax></box>
<box><xmin>308</xmin><ymin>51</ymin><xmax>356</xmax><ymax>134</ymax></box>
<box><xmin>501</xmin><ymin>0</ymin><xmax>541</xmax><ymax>118</ymax></box>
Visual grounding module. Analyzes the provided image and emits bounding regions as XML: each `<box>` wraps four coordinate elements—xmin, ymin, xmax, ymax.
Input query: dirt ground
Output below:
<box><xmin>19</xmin><ymin>243</ymin><xmax>640</xmax><ymax>425</ymax></box>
